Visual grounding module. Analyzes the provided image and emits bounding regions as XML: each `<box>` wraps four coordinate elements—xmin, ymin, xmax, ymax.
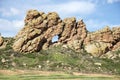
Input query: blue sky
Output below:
<box><xmin>0</xmin><ymin>0</ymin><xmax>120</xmax><ymax>37</ymax></box>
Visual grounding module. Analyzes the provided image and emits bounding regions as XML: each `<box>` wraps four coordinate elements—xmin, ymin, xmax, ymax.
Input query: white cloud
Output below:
<box><xmin>0</xmin><ymin>18</ymin><xmax>24</xmax><ymax>37</ymax></box>
<box><xmin>40</xmin><ymin>1</ymin><xmax>96</xmax><ymax>16</ymax></box>
<box><xmin>85</xmin><ymin>19</ymin><xmax>120</xmax><ymax>31</ymax></box>
<box><xmin>109</xmin><ymin>24</ymin><xmax>120</xmax><ymax>28</ymax></box>
<box><xmin>10</xmin><ymin>8</ymin><xmax>19</xmax><ymax>15</ymax></box>
<box><xmin>12</xmin><ymin>20</ymin><xmax>24</xmax><ymax>29</ymax></box>
<box><xmin>0</xmin><ymin>7</ymin><xmax>20</xmax><ymax>17</ymax></box>
<box><xmin>107</xmin><ymin>0</ymin><xmax>120</xmax><ymax>4</ymax></box>
<box><xmin>57</xmin><ymin>1</ymin><xmax>95</xmax><ymax>14</ymax></box>
<box><xmin>85</xmin><ymin>19</ymin><xmax>109</xmax><ymax>31</ymax></box>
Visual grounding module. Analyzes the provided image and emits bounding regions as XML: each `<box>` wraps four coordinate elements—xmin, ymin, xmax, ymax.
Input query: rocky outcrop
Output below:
<box><xmin>84</xmin><ymin>26</ymin><xmax>120</xmax><ymax>57</ymax></box>
<box><xmin>0</xmin><ymin>36</ymin><xmax>3</xmax><ymax>46</ymax></box>
<box><xmin>84</xmin><ymin>26</ymin><xmax>114</xmax><ymax>44</ymax></box>
<box><xmin>0</xmin><ymin>36</ymin><xmax>7</xmax><ymax>49</ymax></box>
<box><xmin>112</xmin><ymin>27</ymin><xmax>120</xmax><ymax>50</ymax></box>
<box><xmin>13</xmin><ymin>10</ymin><xmax>120</xmax><ymax>56</ymax></box>
<box><xmin>13</xmin><ymin>10</ymin><xmax>87</xmax><ymax>52</ymax></box>
<box><xmin>58</xmin><ymin>18</ymin><xmax>87</xmax><ymax>50</ymax></box>
<box><xmin>112</xmin><ymin>42</ymin><xmax>120</xmax><ymax>50</ymax></box>
<box><xmin>85</xmin><ymin>42</ymin><xmax>111</xmax><ymax>57</ymax></box>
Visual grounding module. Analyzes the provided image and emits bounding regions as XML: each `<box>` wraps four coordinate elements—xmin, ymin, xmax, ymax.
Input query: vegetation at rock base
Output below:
<box><xmin>0</xmin><ymin>37</ymin><xmax>120</xmax><ymax>75</ymax></box>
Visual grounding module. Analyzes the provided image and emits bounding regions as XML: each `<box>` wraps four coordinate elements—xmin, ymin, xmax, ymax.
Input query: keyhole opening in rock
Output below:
<box><xmin>52</xmin><ymin>35</ymin><xmax>59</xmax><ymax>43</ymax></box>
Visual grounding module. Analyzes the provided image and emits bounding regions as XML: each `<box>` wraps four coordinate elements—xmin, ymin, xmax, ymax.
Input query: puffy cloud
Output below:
<box><xmin>40</xmin><ymin>1</ymin><xmax>96</xmax><ymax>15</ymax></box>
<box><xmin>109</xmin><ymin>24</ymin><xmax>120</xmax><ymax>28</ymax></box>
<box><xmin>107</xmin><ymin>0</ymin><xmax>120</xmax><ymax>4</ymax></box>
<box><xmin>86</xmin><ymin>19</ymin><xmax>109</xmax><ymax>31</ymax></box>
<box><xmin>59</xmin><ymin>1</ymin><xmax>95</xmax><ymax>14</ymax></box>
<box><xmin>0</xmin><ymin>7</ymin><xmax>20</xmax><ymax>17</ymax></box>
<box><xmin>0</xmin><ymin>18</ymin><xmax>24</xmax><ymax>37</ymax></box>
<box><xmin>85</xmin><ymin>19</ymin><xmax>120</xmax><ymax>31</ymax></box>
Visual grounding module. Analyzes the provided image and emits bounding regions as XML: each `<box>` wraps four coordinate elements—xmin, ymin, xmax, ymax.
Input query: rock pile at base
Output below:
<box><xmin>13</xmin><ymin>10</ymin><xmax>120</xmax><ymax>57</ymax></box>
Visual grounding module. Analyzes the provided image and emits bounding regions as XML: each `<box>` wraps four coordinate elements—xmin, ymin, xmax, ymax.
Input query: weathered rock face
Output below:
<box><xmin>112</xmin><ymin>27</ymin><xmax>120</xmax><ymax>50</ymax></box>
<box><xmin>13</xmin><ymin>10</ymin><xmax>87</xmax><ymax>52</ymax></box>
<box><xmin>13</xmin><ymin>10</ymin><xmax>120</xmax><ymax>56</ymax></box>
<box><xmin>85</xmin><ymin>42</ymin><xmax>111</xmax><ymax>57</ymax></box>
<box><xmin>84</xmin><ymin>26</ymin><xmax>120</xmax><ymax>57</ymax></box>
<box><xmin>84</xmin><ymin>27</ymin><xmax>113</xmax><ymax>44</ymax></box>
<box><xmin>58</xmin><ymin>18</ymin><xmax>87</xmax><ymax>50</ymax></box>
<box><xmin>0</xmin><ymin>36</ymin><xmax>4</xmax><ymax>46</ymax></box>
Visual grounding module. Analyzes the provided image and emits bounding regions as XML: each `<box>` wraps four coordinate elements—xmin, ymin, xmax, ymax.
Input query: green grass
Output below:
<box><xmin>0</xmin><ymin>74</ymin><xmax>119</xmax><ymax>80</ymax></box>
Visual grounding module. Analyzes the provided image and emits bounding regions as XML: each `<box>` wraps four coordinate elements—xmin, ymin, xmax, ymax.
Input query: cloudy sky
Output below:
<box><xmin>0</xmin><ymin>0</ymin><xmax>120</xmax><ymax>37</ymax></box>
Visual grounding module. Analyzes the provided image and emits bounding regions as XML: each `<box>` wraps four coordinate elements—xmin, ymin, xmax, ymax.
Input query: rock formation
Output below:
<box><xmin>0</xmin><ymin>36</ymin><xmax>4</xmax><ymax>46</ymax></box>
<box><xmin>13</xmin><ymin>10</ymin><xmax>87</xmax><ymax>52</ymax></box>
<box><xmin>13</xmin><ymin>10</ymin><xmax>120</xmax><ymax>57</ymax></box>
<box><xmin>84</xmin><ymin>26</ymin><xmax>120</xmax><ymax>57</ymax></box>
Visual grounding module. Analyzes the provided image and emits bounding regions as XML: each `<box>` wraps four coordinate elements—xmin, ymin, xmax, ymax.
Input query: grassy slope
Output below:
<box><xmin>0</xmin><ymin>37</ymin><xmax>120</xmax><ymax>75</ymax></box>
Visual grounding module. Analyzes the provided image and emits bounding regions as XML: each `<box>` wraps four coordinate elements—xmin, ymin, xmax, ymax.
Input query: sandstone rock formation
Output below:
<box><xmin>0</xmin><ymin>36</ymin><xmax>3</xmax><ymax>46</ymax></box>
<box><xmin>13</xmin><ymin>10</ymin><xmax>120</xmax><ymax>56</ymax></box>
<box><xmin>84</xmin><ymin>26</ymin><xmax>120</xmax><ymax>57</ymax></box>
<box><xmin>13</xmin><ymin>10</ymin><xmax>87</xmax><ymax>52</ymax></box>
<box><xmin>112</xmin><ymin>27</ymin><xmax>120</xmax><ymax>50</ymax></box>
<box><xmin>85</xmin><ymin>42</ymin><xmax>111</xmax><ymax>57</ymax></box>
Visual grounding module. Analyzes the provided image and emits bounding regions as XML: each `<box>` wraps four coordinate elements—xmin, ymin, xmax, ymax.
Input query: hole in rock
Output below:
<box><xmin>52</xmin><ymin>35</ymin><xmax>59</xmax><ymax>43</ymax></box>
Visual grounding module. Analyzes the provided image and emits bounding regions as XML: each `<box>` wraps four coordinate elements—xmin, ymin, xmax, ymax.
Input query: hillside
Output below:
<box><xmin>0</xmin><ymin>10</ymin><xmax>120</xmax><ymax>75</ymax></box>
<box><xmin>0</xmin><ymin>37</ymin><xmax>120</xmax><ymax>75</ymax></box>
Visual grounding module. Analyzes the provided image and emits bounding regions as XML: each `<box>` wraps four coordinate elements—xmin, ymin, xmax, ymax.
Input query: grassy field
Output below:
<box><xmin>0</xmin><ymin>70</ymin><xmax>119</xmax><ymax>80</ymax></box>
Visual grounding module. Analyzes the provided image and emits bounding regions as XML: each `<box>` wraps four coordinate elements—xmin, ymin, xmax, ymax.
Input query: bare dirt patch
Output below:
<box><xmin>0</xmin><ymin>69</ymin><xmax>117</xmax><ymax>77</ymax></box>
<box><xmin>0</xmin><ymin>70</ymin><xmax>65</xmax><ymax>76</ymax></box>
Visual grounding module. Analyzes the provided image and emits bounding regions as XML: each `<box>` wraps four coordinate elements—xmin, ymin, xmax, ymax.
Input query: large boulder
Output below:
<box><xmin>85</xmin><ymin>41</ymin><xmax>111</xmax><ymax>57</ymax></box>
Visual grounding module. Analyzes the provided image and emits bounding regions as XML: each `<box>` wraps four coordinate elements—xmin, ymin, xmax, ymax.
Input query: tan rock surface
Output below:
<box><xmin>13</xmin><ymin>10</ymin><xmax>120</xmax><ymax>56</ymax></box>
<box><xmin>0</xmin><ymin>36</ymin><xmax>3</xmax><ymax>46</ymax></box>
<box><xmin>84</xmin><ymin>26</ymin><xmax>114</xmax><ymax>44</ymax></box>
<box><xmin>85</xmin><ymin>42</ymin><xmax>111</xmax><ymax>57</ymax></box>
